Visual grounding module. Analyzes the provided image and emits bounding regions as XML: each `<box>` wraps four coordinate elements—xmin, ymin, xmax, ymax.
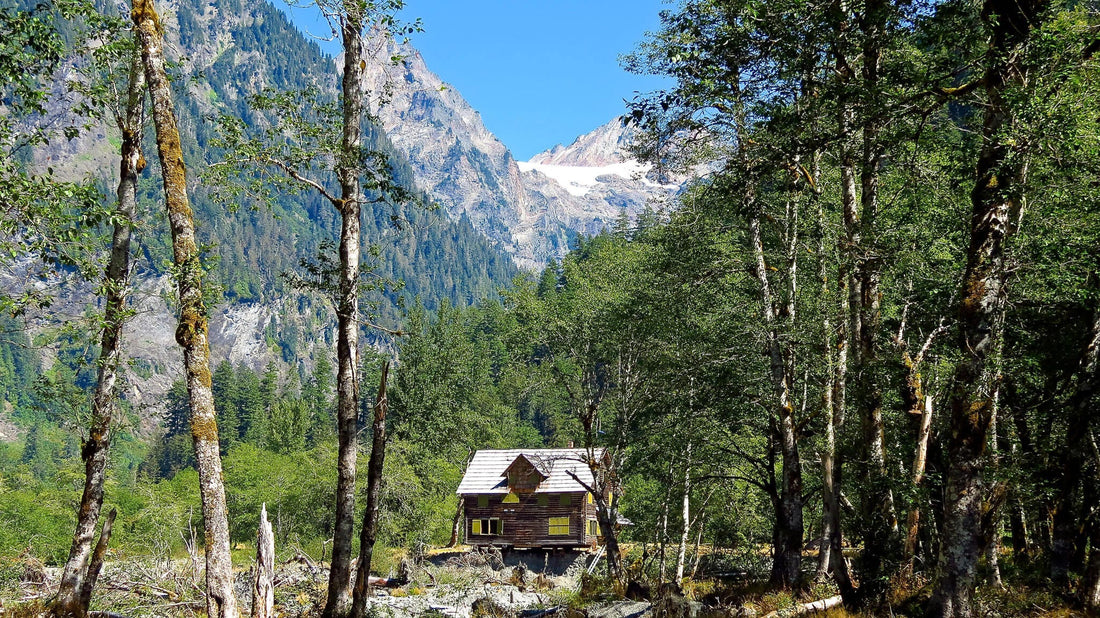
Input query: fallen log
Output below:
<box><xmin>761</xmin><ymin>595</ymin><xmax>843</xmax><ymax>618</ymax></box>
<box><xmin>367</xmin><ymin>575</ymin><xmax>402</xmax><ymax>588</ymax></box>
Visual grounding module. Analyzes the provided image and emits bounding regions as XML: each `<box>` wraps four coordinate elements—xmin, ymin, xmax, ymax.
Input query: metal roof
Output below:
<box><xmin>456</xmin><ymin>448</ymin><xmax>605</xmax><ymax>495</ymax></box>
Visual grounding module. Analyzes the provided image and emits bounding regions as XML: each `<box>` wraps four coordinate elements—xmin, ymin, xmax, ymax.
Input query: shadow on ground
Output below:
<box><xmin>426</xmin><ymin>547</ymin><xmax>595</xmax><ymax>578</ymax></box>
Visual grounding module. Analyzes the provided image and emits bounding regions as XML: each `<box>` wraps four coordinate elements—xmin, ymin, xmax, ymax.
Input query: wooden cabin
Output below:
<box><xmin>456</xmin><ymin>448</ymin><xmax>611</xmax><ymax>548</ymax></box>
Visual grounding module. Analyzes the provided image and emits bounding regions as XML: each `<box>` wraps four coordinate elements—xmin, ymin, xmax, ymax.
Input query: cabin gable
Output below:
<box><xmin>502</xmin><ymin>455</ymin><xmax>548</xmax><ymax>493</ymax></box>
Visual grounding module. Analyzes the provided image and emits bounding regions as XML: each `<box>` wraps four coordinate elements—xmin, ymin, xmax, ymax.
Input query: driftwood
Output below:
<box><xmin>366</xmin><ymin>575</ymin><xmax>402</xmax><ymax>588</ymax></box>
<box><xmin>251</xmin><ymin>503</ymin><xmax>275</xmax><ymax>618</ymax></box>
<box><xmin>180</xmin><ymin>508</ymin><xmax>201</xmax><ymax>585</ymax></box>
<box><xmin>761</xmin><ymin>594</ymin><xmax>844</xmax><ymax>618</ymax></box>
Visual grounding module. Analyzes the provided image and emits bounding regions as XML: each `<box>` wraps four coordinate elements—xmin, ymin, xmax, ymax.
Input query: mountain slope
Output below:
<box><xmin>359</xmin><ymin>39</ymin><xmax>678</xmax><ymax>269</ymax></box>
<box><xmin>7</xmin><ymin>0</ymin><xmax>678</xmax><ymax>423</ymax></box>
<box><xmin>7</xmin><ymin>0</ymin><xmax>519</xmax><ymax>422</ymax></box>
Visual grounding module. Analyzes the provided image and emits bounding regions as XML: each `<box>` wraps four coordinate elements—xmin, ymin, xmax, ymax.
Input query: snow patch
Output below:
<box><xmin>517</xmin><ymin>160</ymin><xmax>676</xmax><ymax>197</ymax></box>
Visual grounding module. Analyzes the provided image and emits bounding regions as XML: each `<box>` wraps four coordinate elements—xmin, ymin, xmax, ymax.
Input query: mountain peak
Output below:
<box><xmin>528</xmin><ymin>118</ymin><xmax>635</xmax><ymax>167</ymax></box>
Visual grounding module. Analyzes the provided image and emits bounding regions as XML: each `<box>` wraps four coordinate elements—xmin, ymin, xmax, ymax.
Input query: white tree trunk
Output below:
<box><xmin>675</xmin><ymin>440</ymin><xmax>693</xmax><ymax>582</ymax></box>
<box><xmin>252</xmin><ymin>504</ymin><xmax>275</xmax><ymax>618</ymax></box>
<box><xmin>133</xmin><ymin>2</ymin><xmax>237</xmax><ymax>613</ymax></box>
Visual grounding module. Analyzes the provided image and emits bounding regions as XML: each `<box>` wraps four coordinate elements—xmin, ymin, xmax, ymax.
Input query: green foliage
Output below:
<box><xmin>376</xmin><ymin>441</ymin><xmax>460</xmax><ymax>548</ymax></box>
<box><xmin>222</xmin><ymin>443</ymin><xmax>334</xmax><ymax>542</ymax></box>
<box><xmin>0</xmin><ymin>476</ymin><xmax>77</xmax><ymax>564</ymax></box>
<box><xmin>390</xmin><ymin>300</ymin><xmax>541</xmax><ymax>462</ymax></box>
<box><xmin>0</xmin><ymin>0</ymin><xmax>131</xmax><ymax>314</ymax></box>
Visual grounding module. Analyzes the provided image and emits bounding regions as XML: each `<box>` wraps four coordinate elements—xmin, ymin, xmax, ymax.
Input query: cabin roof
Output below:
<box><xmin>456</xmin><ymin>448</ymin><xmax>605</xmax><ymax>495</ymax></box>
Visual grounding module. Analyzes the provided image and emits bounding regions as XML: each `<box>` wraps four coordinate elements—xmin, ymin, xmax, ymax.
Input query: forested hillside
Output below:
<box><xmin>147</xmin><ymin>0</ymin><xmax>516</xmax><ymax>316</ymax></box>
<box><xmin>0</xmin><ymin>0</ymin><xmax>516</xmax><ymax>435</ymax></box>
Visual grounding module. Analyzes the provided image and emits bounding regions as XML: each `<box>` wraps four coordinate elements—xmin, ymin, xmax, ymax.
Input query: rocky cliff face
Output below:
<box><xmin>518</xmin><ymin>120</ymin><xmax>680</xmax><ymax>250</ymax></box>
<box><xmin>360</xmin><ymin>37</ymin><xmax>678</xmax><ymax>269</ymax></box>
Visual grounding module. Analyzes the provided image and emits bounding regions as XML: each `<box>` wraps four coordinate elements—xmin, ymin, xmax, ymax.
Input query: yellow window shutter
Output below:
<box><xmin>549</xmin><ymin>517</ymin><xmax>570</xmax><ymax>535</ymax></box>
<box><xmin>503</xmin><ymin>493</ymin><xmax>520</xmax><ymax>504</ymax></box>
<box><xmin>472</xmin><ymin>519</ymin><xmax>482</xmax><ymax>535</ymax></box>
<box><xmin>587</xmin><ymin>492</ymin><xmax>593</xmax><ymax>504</ymax></box>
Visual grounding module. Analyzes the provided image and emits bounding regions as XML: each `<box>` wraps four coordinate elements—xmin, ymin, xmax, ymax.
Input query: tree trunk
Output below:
<box><xmin>675</xmin><ymin>439</ymin><xmax>693</xmax><ymax>583</ymax></box>
<box><xmin>1008</xmin><ymin>498</ymin><xmax>1029</xmax><ymax>559</ymax></box>
<box><xmin>852</xmin><ymin>1</ymin><xmax>900</xmax><ymax>606</ymax></box>
<box><xmin>815</xmin><ymin>190</ymin><xmax>839</xmax><ymax>582</ymax></box>
<box><xmin>828</xmin><ymin>235</ymin><xmax>856</xmax><ymax>601</ymax></box>
<box><xmin>599</xmin><ymin>493</ymin><xmax>626</xmax><ymax>581</ymax></box>
<box><xmin>982</xmin><ymin>307</ymin><xmax>1008</xmax><ymax>588</ymax></box>
<box><xmin>818</xmin><ymin>418</ymin><xmax>837</xmax><ymax>579</ymax></box>
<box><xmin>749</xmin><ymin>214</ymin><xmax>803</xmax><ymax>589</ymax></box>
<box><xmin>350</xmin><ymin>361</ymin><xmax>389</xmax><ymax>618</ymax></box>
<box><xmin>78</xmin><ymin>508</ymin><xmax>115</xmax><ymax>613</ymax></box>
<box><xmin>323</xmin><ymin>5</ymin><xmax>366</xmax><ymax>616</ymax></box>
<box><xmin>252</xmin><ymin>504</ymin><xmax>275</xmax><ymax>618</ymax></box>
<box><xmin>827</xmin><ymin>30</ymin><xmax>860</xmax><ymax>603</ymax></box>
<box><xmin>448</xmin><ymin>453</ymin><xmax>475</xmax><ymax>547</ymax></box>
<box><xmin>133</xmin><ymin>2</ymin><xmax>237</xmax><ymax>614</ymax></box>
<box><xmin>52</xmin><ymin>44</ymin><xmax>144</xmax><ymax>618</ymax></box>
<box><xmin>1085</xmin><ymin>513</ymin><xmax>1100</xmax><ymax>611</ymax></box>
<box><xmin>658</xmin><ymin>458</ymin><xmax>674</xmax><ymax>583</ymax></box>
<box><xmin>897</xmin><ymin>314</ymin><xmax>946</xmax><ymax>569</ymax></box>
<box><xmin>986</xmin><ymin>399</ymin><xmax>1003</xmax><ymax>587</ymax></box>
<box><xmin>1006</xmin><ymin>402</ymin><xmax>1032</xmax><ymax>559</ymax></box>
<box><xmin>904</xmin><ymin>395</ymin><xmax>934</xmax><ymax>564</ymax></box>
<box><xmin>691</xmin><ymin>491</ymin><xmax>712</xmax><ymax>579</ymax></box>
<box><xmin>929</xmin><ymin>1</ymin><xmax>1041</xmax><ymax>613</ymax></box>
<box><xmin>1050</xmin><ymin>308</ymin><xmax>1099</xmax><ymax>587</ymax></box>
<box><xmin>448</xmin><ymin>497</ymin><xmax>465</xmax><ymax>548</ymax></box>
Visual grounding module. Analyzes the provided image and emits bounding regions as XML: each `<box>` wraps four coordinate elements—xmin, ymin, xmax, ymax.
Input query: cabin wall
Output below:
<box><xmin>463</xmin><ymin>492</ymin><xmax>596</xmax><ymax>547</ymax></box>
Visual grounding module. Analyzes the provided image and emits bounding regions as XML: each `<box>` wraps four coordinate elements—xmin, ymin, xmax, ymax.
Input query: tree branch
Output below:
<box><xmin>212</xmin><ymin>157</ymin><xmax>339</xmax><ymax>205</ymax></box>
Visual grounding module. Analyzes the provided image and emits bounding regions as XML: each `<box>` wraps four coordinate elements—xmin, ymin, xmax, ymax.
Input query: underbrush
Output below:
<box><xmin>1</xmin><ymin>544</ymin><xmax>1090</xmax><ymax>617</ymax></box>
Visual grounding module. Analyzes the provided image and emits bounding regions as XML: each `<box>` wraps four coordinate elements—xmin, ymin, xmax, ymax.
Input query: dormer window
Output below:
<box><xmin>502</xmin><ymin>454</ymin><xmax>551</xmax><ymax>492</ymax></box>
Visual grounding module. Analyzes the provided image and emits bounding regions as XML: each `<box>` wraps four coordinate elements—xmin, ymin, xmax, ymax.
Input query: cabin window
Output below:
<box><xmin>471</xmin><ymin>518</ymin><xmax>502</xmax><ymax>535</ymax></box>
<box><xmin>588</xmin><ymin>520</ymin><xmax>599</xmax><ymax>537</ymax></box>
<box><xmin>502</xmin><ymin>493</ymin><xmax>520</xmax><ymax>504</ymax></box>
<box><xmin>537</xmin><ymin>495</ymin><xmax>549</xmax><ymax>507</ymax></box>
<box><xmin>560</xmin><ymin>494</ymin><xmax>571</xmax><ymax>506</ymax></box>
<box><xmin>549</xmin><ymin>517</ymin><xmax>570</xmax><ymax>536</ymax></box>
<box><xmin>477</xmin><ymin>496</ymin><xmax>489</xmax><ymax>508</ymax></box>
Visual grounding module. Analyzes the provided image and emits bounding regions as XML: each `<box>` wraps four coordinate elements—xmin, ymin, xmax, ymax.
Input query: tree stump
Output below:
<box><xmin>252</xmin><ymin>503</ymin><xmax>275</xmax><ymax>618</ymax></box>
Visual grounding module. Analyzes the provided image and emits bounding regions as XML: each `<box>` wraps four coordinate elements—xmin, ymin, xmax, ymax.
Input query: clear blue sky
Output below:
<box><xmin>282</xmin><ymin>1</ymin><xmax>672</xmax><ymax>160</ymax></box>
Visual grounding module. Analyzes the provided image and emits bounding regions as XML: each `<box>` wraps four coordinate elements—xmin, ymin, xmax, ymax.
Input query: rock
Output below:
<box><xmin>652</xmin><ymin>582</ymin><xmax>695</xmax><ymax>618</ymax></box>
<box><xmin>585</xmin><ymin>600</ymin><xmax>652</xmax><ymax>618</ymax></box>
<box><xmin>360</xmin><ymin>35</ymin><xmax>682</xmax><ymax>268</ymax></box>
<box><xmin>472</xmin><ymin>595</ymin><xmax>514</xmax><ymax>617</ymax></box>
